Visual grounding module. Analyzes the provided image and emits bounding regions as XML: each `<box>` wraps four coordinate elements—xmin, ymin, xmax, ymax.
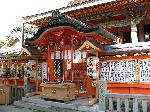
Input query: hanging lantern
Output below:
<box><xmin>87</xmin><ymin>56</ymin><xmax>99</xmax><ymax>79</ymax></box>
<box><xmin>51</xmin><ymin>52</ymin><xmax>54</xmax><ymax>59</ymax></box>
<box><xmin>73</xmin><ymin>50</ymin><xmax>82</xmax><ymax>63</ymax></box>
<box><xmin>55</xmin><ymin>51</ymin><xmax>61</xmax><ymax>59</ymax></box>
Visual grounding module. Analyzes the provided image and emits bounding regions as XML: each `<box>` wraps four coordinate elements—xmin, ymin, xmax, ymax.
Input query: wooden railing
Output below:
<box><xmin>105</xmin><ymin>93</ymin><xmax>150</xmax><ymax>112</ymax></box>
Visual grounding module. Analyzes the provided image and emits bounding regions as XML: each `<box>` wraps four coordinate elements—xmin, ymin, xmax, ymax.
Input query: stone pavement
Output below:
<box><xmin>0</xmin><ymin>104</ymin><xmax>77</xmax><ymax>112</ymax></box>
<box><xmin>0</xmin><ymin>96</ymin><xmax>99</xmax><ymax>112</ymax></box>
<box><xmin>0</xmin><ymin>105</ymin><xmax>38</xmax><ymax>112</ymax></box>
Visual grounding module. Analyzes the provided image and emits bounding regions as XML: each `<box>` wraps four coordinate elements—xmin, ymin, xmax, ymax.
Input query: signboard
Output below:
<box><xmin>42</xmin><ymin>62</ymin><xmax>47</xmax><ymax>83</ymax></box>
<box><xmin>87</xmin><ymin>56</ymin><xmax>99</xmax><ymax>79</ymax></box>
<box><xmin>24</xmin><ymin>60</ymin><xmax>36</xmax><ymax>78</ymax></box>
<box><xmin>100</xmin><ymin>60</ymin><xmax>136</xmax><ymax>82</ymax></box>
<box><xmin>139</xmin><ymin>59</ymin><xmax>150</xmax><ymax>82</ymax></box>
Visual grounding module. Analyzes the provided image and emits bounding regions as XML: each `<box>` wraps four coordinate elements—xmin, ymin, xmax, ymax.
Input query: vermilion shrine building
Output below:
<box><xmin>1</xmin><ymin>0</ymin><xmax>150</xmax><ymax>98</ymax></box>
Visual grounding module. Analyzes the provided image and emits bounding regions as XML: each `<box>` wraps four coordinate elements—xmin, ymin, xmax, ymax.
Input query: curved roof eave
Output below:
<box><xmin>25</xmin><ymin>11</ymin><xmax>118</xmax><ymax>44</ymax></box>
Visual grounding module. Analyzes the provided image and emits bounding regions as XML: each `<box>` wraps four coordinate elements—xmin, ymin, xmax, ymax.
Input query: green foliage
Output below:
<box><xmin>7</xmin><ymin>37</ymin><xmax>18</xmax><ymax>47</ymax></box>
<box><xmin>0</xmin><ymin>40</ymin><xmax>4</xmax><ymax>47</ymax></box>
<box><xmin>24</xmin><ymin>24</ymin><xmax>38</xmax><ymax>34</ymax></box>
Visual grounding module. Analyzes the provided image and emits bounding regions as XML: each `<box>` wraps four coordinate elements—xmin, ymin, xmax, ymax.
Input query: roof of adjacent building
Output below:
<box><xmin>67</xmin><ymin>0</ymin><xmax>99</xmax><ymax>6</ymax></box>
<box><xmin>22</xmin><ymin>0</ymin><xmax>116</xmax><ymax>24</ymax></box>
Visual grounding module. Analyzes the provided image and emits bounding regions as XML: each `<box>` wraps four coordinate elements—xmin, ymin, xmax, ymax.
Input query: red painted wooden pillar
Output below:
<box><xmin>62</xmin><ymin>39</ymin><xmax>66</xmax><ymax>82</ymax></box>
<box><xmin>87</xmin><ymin>76</ymin><xmax>92</xmax><ymax>96</ymax></box>
<box><xmin>47</xmin><ymin>44</ymin><xmax>54</xmax><ymax>82</ymax></box>
<box><xmin>71</xmin><ymin>38</ymin><xmax>74</xmax><ymax>81</ymax></box>
<box><xmin>47</xmin><ymin>44</ymin><xmax>50</xmax><ymax>82</ymax></box>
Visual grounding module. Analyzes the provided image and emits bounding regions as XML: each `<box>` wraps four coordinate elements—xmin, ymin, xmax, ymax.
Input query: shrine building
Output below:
<box><xmin>1</xmin><ymin>0</ymin><xmax>150</xmax><ymax>101</ymax></box>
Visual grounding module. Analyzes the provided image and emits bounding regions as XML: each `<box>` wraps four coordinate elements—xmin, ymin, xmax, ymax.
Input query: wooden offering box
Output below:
<box><xmin>0</xmin><ymin>84</ymin><xmax>12</xmax><ymax>105</ymax></box>
<box><xmin>41</xmin><ymin>83</ymin><xmax>75</xmax><ymax>101</ymax></box>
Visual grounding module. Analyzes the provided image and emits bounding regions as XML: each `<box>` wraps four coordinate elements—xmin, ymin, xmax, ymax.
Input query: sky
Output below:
<box><xmin>0</xmin><ymin>0</ymin><xmax>71</xmax><ymax>41</ymax></box>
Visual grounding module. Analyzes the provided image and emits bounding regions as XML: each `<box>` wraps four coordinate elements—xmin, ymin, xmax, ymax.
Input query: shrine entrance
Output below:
<box><xmin>31</xmin><ymin>26</ymin><xmax>101</xmax><ymax>97</ymax></box>
<box><xmin>25</xmin><ymin>11</ymin><xmax>118</xmax><ymax>98</ymax></box>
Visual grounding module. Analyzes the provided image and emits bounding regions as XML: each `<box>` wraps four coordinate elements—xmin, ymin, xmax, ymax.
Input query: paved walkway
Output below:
<box><xmin>0</xmin><ymin>104</ymin><xmax>79</xmax><ymax>112</ymax></box>
<box><xmin>0</xmin><ymin>96</ymin><xmax>99</xmax><ymax>112</ymax></box>
<box><xmin>0</xmin><ymin>105</ymin><xmax>38</xmax><ymax>112</ymax></box>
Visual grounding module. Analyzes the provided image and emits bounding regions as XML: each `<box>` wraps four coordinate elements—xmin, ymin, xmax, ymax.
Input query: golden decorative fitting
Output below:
<box><xmin>85</xmin><ymin>44</ymin><xmax>89</xmax><ymax>49</ymax></box>
<box><xmin>0</xmin><ymin>89</ymin><xmax>5</xmax><ymax>94</ymax></box>
<box><xmin>52</xmin><ymin>90</ymin><xmax>56</xmax><ymax>93</ymax></box>
<box><xmin>0</xmin><ymin>89</ymin><xmax>3</xmax><ymax>94</ymax></box>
